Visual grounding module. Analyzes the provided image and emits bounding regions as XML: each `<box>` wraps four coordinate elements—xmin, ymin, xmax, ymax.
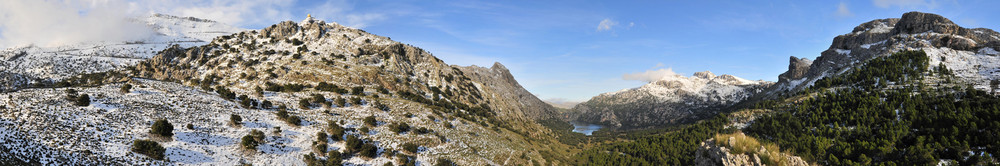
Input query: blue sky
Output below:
<box><xmin>300</xmin><ymin>0</ymin><xmax>1000</xmax><ymax>102</ymax></box>
<box><xmin>2</xmin><ymin>0</ymin><xmax>999</xmax><ymax>102</ymax></box>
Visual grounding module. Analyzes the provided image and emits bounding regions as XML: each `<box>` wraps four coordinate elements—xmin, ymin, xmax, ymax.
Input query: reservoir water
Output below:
<box><xmin>570</xmin><ymin>121</ymin><xmax>604</xmax><ymax>136</ymax></box>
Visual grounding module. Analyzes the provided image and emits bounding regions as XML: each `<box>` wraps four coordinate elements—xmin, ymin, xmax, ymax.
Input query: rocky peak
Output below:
<box><xmin>765</xmin><ymin>12</ymin><xmax>1000</xmax><ymax>95</ymax></box>
<box><xmin>777</xmin><ymin>56</ymin><xmax>812</xmax><ymax>83</ymax></box>
<box><xmin>694</xmin><ymin>71</ymin><xmax>716</xmax><ymax>79</ymax></box>
<box><xmin>892</xmin><ymin>11</ymin><xmax>961</xmax><ymax>35</ymax></box>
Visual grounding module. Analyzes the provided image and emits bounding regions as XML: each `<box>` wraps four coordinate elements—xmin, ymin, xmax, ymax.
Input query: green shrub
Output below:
<box><xmin>345</xmin><ymin>135</ymin><xmax>362</xmax><ymax>153</ymax></box>
<box><xmin>435</xmin><ymin>158</ymin><xmax>455</xmax><ymax>166</ymax></box>
<box><xmin>121</xmin><ymin>84</ymin><xmax>132</xmax><ymax>93</ymax></box>
<box><xmin>286</xmin><ymin>116</ymin><xmax>302</xmax><ymax>126</ymax></box>
<box><xmin>363</xmin><ymin>116</ymin><xmax>377</xmax><ymax>127</ymax></box>
<box><xmin>328</xmin><ymin>150</ymin><xmax>342</xmax><ymax>165</ymax></box>
<box><xmin>402</xmin><ymin>142</ymin><xmax>419</xmax><ymax>154</ymax></box>
<box><xmin>359</xmin><ymin>143</ymin><xmax>378</xmax><ymax>158</ymax></box>
<box><xmin>250</xmin><ymin>129</ymin><xmax>266</xmax><ymax>143</ymax></box>
<box><xmin>327</xmin><ymin>121</ymin><xmax>345</xmax><ymax>141</ymax></box>
<box><xmin>316</xmin><ymin>132</ymin><xmax>328</xmax><ymax>144</ymax></box>
<box><xmin>350</xmin><ymin>97</ymin><xmax>362</xmax><ymax>106</ymax></box>
<box><xmin>230</xmin><ymin>114</ymin><xmax>242</xmax><ymax>126</ymax></box>
<box><xmin>335</xmin><ymin>97</ymin><xmax>346</xmax><ymax>107</ymax></box>
<box><xmin>131</xmin><ymin>139</ymin><xmax>165</xmax><ymax>160</ymax></box>
<box><xmin>414</xmin><ymin>127</ymin><xmax>431</xmax><ymax>135</ymax></box>
<box><xmin>359</xmin><ymin>127</ymin><xmax>369</xmax><ymax>134</ymax></box>
<box><xmin>390</xmin><ymin>122</ymin><xmax>411</xmax><ymax>133</ymax></box>
<box><xmin>351</xmin><ymin>87</ymin><xmax>364</xmax><ymax>95</ymax></box>
<box><xmin>75</xmin><ymin>94</ymin><xmax>91</xmax><ymax>106</ymax></box>
<box><xmin>150</xmin><ymin>119</ymin><xmax>173</xmax><ymax>137</ymax></box>
<box><xmin>299</xmin><ymin>98</ymin><xmax>311</xmax><ymax>109</ymax></box>
<box><xmin>241</xmin><ymin>135</ymin><xmax>260</xmax><ymax>151</ymax></box>
<box><xmin>276</xmin><ymin>109</ymin><xmax>289</xmax><ymax>119</ymax></box>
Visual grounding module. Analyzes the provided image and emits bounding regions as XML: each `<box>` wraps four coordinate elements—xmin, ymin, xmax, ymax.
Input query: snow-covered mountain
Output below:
<box><xmin>0</xmin><ymin>15</ymin><xmax>565</xmax><ymax>165</ymax></box>
<box><xmin>767</xmin><ymin>11</ymin><xmax>1000</xmax><ymax>96</ymax></box>
<box><xmin>569</xmin><ymin>71</ymin><xmax>772</xmax><ymax>129</ymax></box>
<box><xmin>0</xmin><ymin>13</ymin><xmax>243</xmax><ymax>91</ymax></box>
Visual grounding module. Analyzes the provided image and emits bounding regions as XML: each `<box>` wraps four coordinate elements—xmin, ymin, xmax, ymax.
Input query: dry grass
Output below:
<box><xmin>713</xmin><ymin>132</ymin><xmax>791</xmax><ymax>166</ymax></box>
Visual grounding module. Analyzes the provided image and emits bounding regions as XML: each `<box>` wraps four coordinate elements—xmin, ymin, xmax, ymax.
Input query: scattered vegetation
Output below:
<box><xmin>131</xmin><ymin>139</ymin><xmax>166</xmax><ymax>160</ymax></box>
<box><xmin>326</xmin><ymin>121</ymin><xmax>345</xmax><ymax>141</ymax></box>
<box><xmin>276</xmin><ymin>109</ymin><xmax>302</xmax><ymax>126</ymax></box>
<box><xmin>389</xmin><ymin>122</ymin><xmax>410</xmax><ymax>133</ymax></box>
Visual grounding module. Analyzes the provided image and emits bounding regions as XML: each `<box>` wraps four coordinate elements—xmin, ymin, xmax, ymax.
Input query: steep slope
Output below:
<box><xmin>571</xmin><ymin>71</ymin><xmax>772</xmax><ymax>129</ymax></box>
<box><xmin>130</xmin><ymin>16</ymin><xmax>557</xmax><ymax>127</ymax></box>
<box><xmin>0</xmin><ymin>14</ymin><xmax>244</xmax><ymax>91</ymax></box>
<box><xmin>766</xmin><ymin>11</ymin><xmax>1000</xmax><ymax>96</ymax></box>
<box><xmin>0</xmin><ymin>15</ymin><xmax>567</xmax><ymax>165</ymax></box>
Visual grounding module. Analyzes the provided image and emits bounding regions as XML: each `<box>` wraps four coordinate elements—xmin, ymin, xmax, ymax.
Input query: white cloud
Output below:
<box><xmin>623</xmin><ymin>67</ymin><xmax>680</xmax><ymax>82</ymax></box>
<box><xmin>0</xmin><ymin>0</ymin><xmax>154</xmax><ymax>48</ymax></box>
<box><xmin>0</xmin><ymin>0</ymin><xmax>396</xmax><ymax>48</ymax></box>
<box><xmin>543</xmin><ymin>98</ymin><xmax>582</xmax><ymax>109</ymax></box>
<box><xmin>872</xmin><ymin>0</ymin><xmax>937</xmax><ymax>8</ymax></box>
<box><xmin>132</xmin><ymin>0</ymin><xmax>296</xmax><ymax>28</ymax></box>
<box><xmin>596</xmin><ymin>18</ymin><xmax>617</xmax><ymax>31</ymax></box>
<box><xmin>837</xmin><ymin>2</ymin><xmax>853</xmax><ymax>17</ymax></box>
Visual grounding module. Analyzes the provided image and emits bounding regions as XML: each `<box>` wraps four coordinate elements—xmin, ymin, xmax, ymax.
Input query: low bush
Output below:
<box><xmin>230</xmin><ymin>114</ymin><xmax>242</xmax><ymax>126</ymax></box>
<box><xmin>363</xmin><ymin>116</ymin><xmax>377</xmax><ymax>127</ymax></box>
<box><xmin>150</xmin><ymin>119</ymin><xmax>173</xmax><ymax>137</ymax></box>
<box><xmin>402</xmin><ymin>142</ymin><xmax>419</xmax><ymax>154</ymax></box>
<box><xmin>131</xmin><ymin>139</ymin><xmax>165</xmax><ymax>160</ymax></box>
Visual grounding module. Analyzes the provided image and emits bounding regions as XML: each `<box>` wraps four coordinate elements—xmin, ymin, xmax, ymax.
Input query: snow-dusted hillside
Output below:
<box><xmin>0</xmin><ymin>78</ymin><xmax>538</xmax><ymax>165</ymax></box>
<box><xmin>0</xmin><ymin>15</ymin><xmax>567</xmax><ymax>165</ymax></box>
<box><xmin>768</xmin><ymin>12</ymin><xmax>1000</xmax><ymax>95</ymax></box>
<box><xmin>570</xmin><ymin>71</ymin><xmax>772</xmax><ymax>128</ymax></box>
<box><xmin>0</xmin><ymin>13</ymin><xmax>243</xmax><ymax>91</ymax></box>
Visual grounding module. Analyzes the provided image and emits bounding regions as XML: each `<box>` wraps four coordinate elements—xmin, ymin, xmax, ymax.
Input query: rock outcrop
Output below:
<box><xmin>455</xmin><ymin>62</ymin><xmax>559</xmax><ymax>121</ymax></box>
<box><xmin>777</xmin><ymin>56</ymin><xmax>812</xmax><ymax>83</ymax></box>
<box><xmin>695</xmin><ymin>134</ymin><xmax>811</xmax><ymax>166</ymax></box>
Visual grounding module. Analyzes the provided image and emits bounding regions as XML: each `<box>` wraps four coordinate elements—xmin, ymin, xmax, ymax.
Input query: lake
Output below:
<box><xmin>570</xmin><ymin>121</ymin><xmax>604</xmax><ymax>136</ymax></box>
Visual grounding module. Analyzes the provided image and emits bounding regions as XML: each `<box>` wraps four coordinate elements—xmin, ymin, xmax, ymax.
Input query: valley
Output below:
<box><xmin>0</xmin><ymin>2</ymin><xmax>997</xmax><ymax>165</ymax></box>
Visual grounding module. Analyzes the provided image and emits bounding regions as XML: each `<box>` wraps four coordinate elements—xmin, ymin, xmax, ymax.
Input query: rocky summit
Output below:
<box><xmin>766</xmin><ymin>11</ymin><xmax>1000</xmax><ymax>95</ymax></box>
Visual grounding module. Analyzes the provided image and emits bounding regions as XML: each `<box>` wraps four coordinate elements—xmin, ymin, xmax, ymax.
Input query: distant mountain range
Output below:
<box><xmin>565</xmin><ymin>11</ymin><xmax>1000</xmax><ymax>130</ymax></box>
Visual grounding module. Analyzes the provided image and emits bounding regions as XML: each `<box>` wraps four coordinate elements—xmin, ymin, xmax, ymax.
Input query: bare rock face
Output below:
<box><xmin>695</xmin><ymin>136</ymin><xmax>811</xmax><ymax>166</ymax></box>
<box><xmin>455</xmin><ymin>62</ymin><xmax>559</xmax><ymax>121</ymax></box>
<box><xmin>261</xmin><ymin>21</ymin><xmax>300</xmax><ymax>39</ymax></box>
<box><xmin>777</xmin><ymin>56</ymin><xmax>812</xmax><ymax>83</ymax></box>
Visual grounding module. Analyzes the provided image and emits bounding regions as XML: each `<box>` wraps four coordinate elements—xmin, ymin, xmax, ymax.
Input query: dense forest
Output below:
<box><xmin>749</xmin><ymin>50</ymin><xmax>999</xmax><ymax>165</ymax></box>
<box><xmin>572</xmin><ymin>115</ymin><xmax>729</xmax><ymax>165</ymax></box>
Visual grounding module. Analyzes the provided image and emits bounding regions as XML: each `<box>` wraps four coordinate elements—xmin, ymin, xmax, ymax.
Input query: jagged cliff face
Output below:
<box><xmin>768</xmin><ymin>11</ymin><xmax>1000</xmax><ymax>95</ymax></box>
<box><xmin>133</xmin><ymin>16</ymin><xmax>556</xmax><ymax>127</ymax></box>
<box><xmin>454</xmin><ymin>63</ymin><xmax>558</xmax><ymax>121</ymax></box>
<box><xmin>571</xmin><ymin>71</ymin><xmax>772</xmax><ymax>129</ymax></box>
<box><xmin>0</xmin><ymin>14</ymin><xmax>243</xmax><ymax>91</ymax></box>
